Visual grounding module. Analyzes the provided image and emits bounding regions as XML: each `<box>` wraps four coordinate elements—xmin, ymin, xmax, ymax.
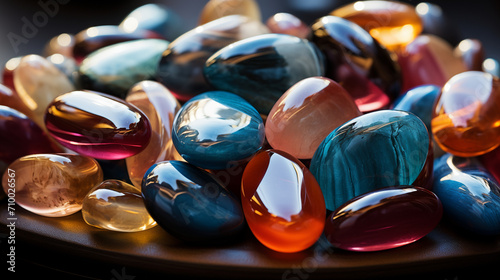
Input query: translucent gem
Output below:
<box><xmin>431</xmin><ymin>71</ymin><xmax>500</xmax><ymax>157</ymax></box>
<box><xmin>266</xmin><ymin>77</ymin><xmax>361</xmax><ymax>159</ymax></box>
<box><xmin>125</xmin><ymin>81</ymin><xmax>182</xmax><ymax>188</ymax></box>
<box><xmin>310</xmin><ymin>110</ymin><xmax>430</xmax><ymax>211</ymax></box>
<box><xmin>45</xmin><ymin>90</ymin><xmax>152</xmax><ymax>160</ymax></box>
<box><xmin>325</xmin><ymin>186</ymin><xmax>442</xmax><ymax>251</ymax></box>
<box><xmin>266</xmin><ymin>13</ymin><xmax>311</xmax><ymax>39</ymax></box>
<box><xmin>43</xmin><ymin>33</ymin><xmax>75</xmax><ymax>58</ymax></box>
<box><xmin>0</xmin><ymin>83</ymin><xmax>32</xmax><ymax>119</ymax></box>
<box><xmin>82</xmin><ymin>179</ymin><xmax>156</xmax><ymax>232</ymax></box>
<box><xmin>454</xmin><ymin>39</ymin><xmax>485</xmax><ymax>71</ymax></box>
<box><xmin>241</xmin><ymin>150</ymin><xmax>326</xmax><ymax>253</ymax></box>
<box><xmin>1</xmin><ymin>153</ymin><xmax>103</xmax><ymax>217</ymax></box>
<box><xmin>172</xmin><ymin>91</ymin><xmax>264</xmax><ymax>170</ymax></box>
<box><xmin>142</xmin><ymin>160</ymin><xmax>244</xmax><ymax>242</ymax></box>
<box><xmin>198</xmin><ymin>0</ymin><xmax>261</xmax><ymax>25</ymax></box>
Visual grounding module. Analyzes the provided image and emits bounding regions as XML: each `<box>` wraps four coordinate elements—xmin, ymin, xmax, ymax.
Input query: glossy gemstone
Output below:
<box><xmin>266</xmin><ymin>13</ymin><xmax>311</xmax><ymax>39</ymax></box>
<box><xmin>72</xmin><ymin>25</ymin><xmax>163</xmax><ymax>63</ymax></box>
<box><xmin>142</xmin><ymin>160</ymin><xmax>244</xmax><ymax>242</ymax></box>
<box><xmin>172</xmin><ymin>91</ymin><xmax>264</xmax><ymax>170</ymax></box>
<box><xmin>119</xmin><ymin>4</ymin><xmax>184</xmax><ymax>41</ymax></box>
<box><xmin>398</xmin><ymin>35</ymin><xmax>467</xmax><ymax>92</ymax></box>
<box><xmin>325</xmin><ymin>186</ymin><xmax>442</xmax><ymax>252</ymax></box>
<box><xmin>82</xmin><ymin>179</ymin><xmax>156</xmax><ymax>232</ymax></box>
<box><xmin>311</xmin><ymin>16</ymin><xmax>401</xmax><ymax>112</ymax></box>
<box><xmin>0</xmin><ymin>106</ymin><xmax>61</xmax><ymax>163</ymax></box>
<box><xmin>480</xmin><ymin>147</ymin><xmax>500</xmax><ymax>184</ymax></box>
<box><xmin>205</xmin><ymin>34</ymin><xmax>325</xmax><ymax>114</ymax></box>
<box><xmin>198</xmin><ymin>0</ymin><xmax>261</xmax><ymax>25</ymax></box>
<box><xmin>125</xmin><ymin>81</ymin><xmax>182</xmax><ymax>188</ymax></box>
<box><xmin>310</xmin><ymin>110</ymin><xmax>430</xmax><ymax>211</ymax></box>
<box><xmin>79</xmin><ymin>39</ymin><xmax>169</xmax><ymax>99</ymax></box>
<box><xmin>45</xmin><ymin>90</ymin><xmax>152</xmax><ymax>160</ymax></box>
<box><xmin>266</xmin><ymin>77</ymin><xmax>361</xmax><ymax>159</ymax></box>
<box><xmin>432</xmin><ymin>71</ymin><xmax>500</xmax><ymax>157</ymax></box>
<box><xmin>2</xmin><ymin>57</ymin><xmax>21</xmax><ymax>91</ymax></box>
<box><xmin>157</xmin><ymin>15</ymin><xmax>269</xmax><ymax>102</ymax></box>
<box><xmin>241</xmin><ymin>150</ymin><xmax>325</xmax><ymax>253</ymax></box>
<box><xmin>433</xmin><ymin>154</ymin><xmax>500</xmax><ymax>235</ymax></box>
<box><xmin>14</xmin><ymin>54</ymin><xmax>75</xmax><ymax>128</ymax></box>
<box><xmin>483</xmin><ymin>58</ymin><xmax>500</xmax><ymax>78</ymax></box>
<box><xmin>0</xmin><ymin>83</ymin><xmax>32</xmax><ymax>119</ymax></box>
<box><xmin>415</xmin><ymin>2</ymin><xmax>460</xmax><ymax>45</ymax></box>
<box><xmin>47</xmin><ymin>54</ymin><xmax>80</xmax><ymax>87</ymax></box>
<box><xmin>454</xmin><ymin>39</ymin><xmax>485</xmax><ymax>71</ymax></box>
<box><xmin>393</xmin><ymin>84</ymin><xmax>441</xmax><ymax>130</ymax></box>
<box><xmin>331</xmin><ymin>0</ymin><xmax>423</xmax><ymax>50</ymax></box>
<box><xmin>43</xmin><ymin>33</ymin><xmax>75</xmax><ymax>58</ymax></box>
<box><xmin>1</xmin><ymin>154</ymin><xmax>103</xmax><ymax>217</ymax></box>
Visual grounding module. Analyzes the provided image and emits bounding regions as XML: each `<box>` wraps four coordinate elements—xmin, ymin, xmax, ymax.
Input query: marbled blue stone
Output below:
<box><xmin>204</xmin><ymin>34</ymin><xmax>325</xmax><ymax>114</ymax></box>
<box><xmin>172</xmin><ymin>91</ymin><xmax>265</xmax><ymax>170</ymax></box>
<box><xmin>142</xmin><ymin>160</ymin><xmax>244</xmax><ymax>242</ymax></box>
<box><xmin>433</xmin><ymin>154</ymin><xmax>500</xmax><ymax>235</ymax></box>
<box><xmin>393</xmin><ymin>85</ymin><xmax>441</xmax><ymax>130</ymax></box>
<box><xmin>310</xmin><ymin>110</ymin><xmax>430</xmax><ymax>211</ymax></box>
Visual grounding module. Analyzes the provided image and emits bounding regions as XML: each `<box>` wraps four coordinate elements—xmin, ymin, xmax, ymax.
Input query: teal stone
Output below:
<box><xmin>79</xmin><ymin>39</ymin><xmax>169</xmax><ymax>99</ymax></box>
<box><xmin>204</xmin><ymin>34</ymin><xmax>325</xmax><ymax>114</ymax></box>
<box><xmin>393</xmin><ymin>85</ymin><xmax>441</xmax><ymax>130</ymax></box>
<box><xmin>433</xmin><ymin>154</ymin><xmax>500</xmax><ymax>235</ymax></box>
<box><xmin>310</xmin><ymin>110</ymin><xmax>430</xmax><ymax>211</ymax></box>
<box><xmin>172</xmin><ymin>91</ymin><xmax>265</xmax><ymax>170</ymax></box>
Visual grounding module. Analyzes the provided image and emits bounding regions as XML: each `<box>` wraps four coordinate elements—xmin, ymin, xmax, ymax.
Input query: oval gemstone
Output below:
<box><xmin>157</xmin><ymin>15</ymin><xmax>269</xmax><ymax>102</ymax></box>
<box><xmin>142</xmin><ymin>160</ymin><xmax>244</xmax><ymax>242</ymax></box>
<box><xmin>266</xmin><ymin>77</ymin><xmax>361</xmax><ymax>159</ymax></box>
<box><xmin>431</xmin><ymin>71</ymin><xmax>500</xmax><ymax>157</ymax></box>
<box><xmin>241</xmin><ymin>150</ymin><xmax>326</xmax><ymax>253</ymax></box>
<box><xmin>82</xmin><ymin>179</ymin><xmax>156</xmax><ymax>232</ymax></box>
<box><xmin>198</xmin><ymin>0</ymin><xmax>261</xmax><ymax>25</ymax></box>
<box><xmin>79</xmin><ymin>39</ymin><xmax>169</xmax><ymax>99</ymax></box>
<box><xmin>204</xmin><ymin>33</ymin><xmax>325</xmax><ymax>115</ymax></box>
<box><xmin>0</xmin><ymin>83</ymin><xmax>33</xmax><ymax>120</ymax></box>
<box><xmin>330</xmin><ymin>0</ymin><xmax>423</xmax><ymax>50</ymax></box>
<box><xmin>325</xmin><ymin>186</ymin><xmax>442</xmax><ymax>252</ymax></box>
<box><xmin>311</xmin><ymin>16</ymin><xmax>401</xmax><ymax>112</ymax></box>
<box><xmin>1</xmin><ymin>153</ymin><xmax>103</xmax><ymax>217</ymax></box>
<box><xmin>172</xmin><ymin>91</ymin><xmax>264</xmax><ymax>170</ymax></box>
<box><xmin>266</xmin><ymin>13</ymin><xmax>311</xmax><ymax>39</ymax></box>
<box><xmin>45</xmin><ymin>90</ymin><xmax>151</xmax><ymax>160</ymax></box>
<box><xmin>310</xmin><ymin>110</ymin><xmax>430</xmax><ymax>211</ymax></box>
<box><xmin>393</xmin><ymin>84</ymin><xmax>441</xmax><ymax>130</ymax></box>
<box><xmin>454</xmin><ymin>39</ymin><xmax>485</xmax><ymax>71</ymax></box>
<box><xmin>433</xmin><ymin>154</ymin><xmax>500</xmax><ymax>235</ymax></box>
<box><xmin>43</xmin><ymin>33</ymin><xmax>75</xmax><ymax>58</ymax></box>
<box><xmin>125</xmin><ymin>81</ymin><xmax>182</xmax><ymax>188</ymax></box>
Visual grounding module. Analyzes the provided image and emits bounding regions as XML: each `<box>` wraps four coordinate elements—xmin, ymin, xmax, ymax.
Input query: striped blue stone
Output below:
<box><xmin>393</xmin><ymin>85</ymin><xmax>441</xmax><ymax>130</ymax></box>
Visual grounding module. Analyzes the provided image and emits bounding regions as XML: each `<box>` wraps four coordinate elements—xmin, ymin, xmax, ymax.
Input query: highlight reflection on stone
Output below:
<box><xmin>1</xmin><ymin>153</ymin><xmax>103</xmax><ymax>217</ymax></box>
<box><xmin>198</xmin><ymin>0</ymin><xmax>261</xmax><ymax>25</ymax></box>
<box><xmin>266</xmin><ymin>13</ymin><xmax>311</xmax><ymax>39</ymax></box>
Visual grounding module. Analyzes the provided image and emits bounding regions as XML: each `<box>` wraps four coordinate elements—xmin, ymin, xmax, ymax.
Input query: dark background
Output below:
<box><xmin>1</xmin><ymin>0</ymin><xmax>500</xmax><ymax>73</ymax></box>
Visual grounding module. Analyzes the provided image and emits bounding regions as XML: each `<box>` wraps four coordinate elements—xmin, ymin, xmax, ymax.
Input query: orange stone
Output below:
<box><xmin>198</xmin><ymin>0</ymin><xmax>261</xmax><ymax>25</ymax></box>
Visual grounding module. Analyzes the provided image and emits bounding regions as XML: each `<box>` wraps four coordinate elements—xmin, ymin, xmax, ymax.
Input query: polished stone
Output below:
<box><xmin>325</xmin><ymin>186</ymin><xmax>442</xmax><ymax>251</ymax></box>
<box><xmin>82</xmin><ymin>179</ymin><xmax>156</xmax><ymax>232</ymax></box>
<box><xmin>241</xmin><ymin>150</ymin><xmax>325</xmax><ymax>253</ymax></box>
<box><xmin>172</xmin><ymin>91</ymin><xmax>264</xmax><ymax>170</ymax></box>
<box><xmin>43</xmin><ymin>33</ymin><xmax>75</xmax><ymax>58</ymax></box>
<box><xmin>125</xmin><ymin>81</ymin><xmax>182</xmax><ymax>188</ymax></box>
<box><xmin>79</xmin><ymin>39</ymin><xmax>169</xmax><ymax>99</ymax></box>
<box><xmin>47</xmin><ymin>54</ymin><xmax>80</xmax><ymax>87</ymax></box>
<box><xmin>454</xmin><ymin>39</ymin><xmax>485</xmax><ymax>71</ymax></box>
<box><xmin>0</xmin><ymin>83</ymin><xmax>32</xmax><ymax>119</ymax></box>
<box><xmin>266</xmin><ymin>77</ymin><xmax>361</xmax><ymax>159</ymax></box>
<box><xmin>1</xmin><ymin>154</ymin><xmax>103</xmax><ymax>217</ymax></box>
<box><xmin>331</xmin><ymin>0</ymin><xmax>423</xmax><ymax>51</ymax></box>
<box><xmin>432</xmin><ymin>71</ymin><xmax>500</xmax><ymax>157</ymax></box>
<box><xmin>266</xmin><ymin>13</ymin><xmax>311</xmax><ymax>39</ymax></box>
<box><xmin>311</xmin><ymin>16</ymin><xmax>401</xmax><ymax>112</ymax></box>
<box><xmin>415</xmin><ymin>2</ymin><xmax>460</xmax><ymax>46</ymax></box>
<box><xmin>204</xmin><ymin>33</ymin><xmax>325</xmax><ymax>114</ymax></box>
<box><xmin>45</xmin><ymin>90</ymin><xmax>151</xmax><ymax>160</ymax></box>
<box><xmin>198</xmin><ymin>0</ymin><xmax>261</xmax><ymax>25</ymax></box>
<box><xmin>480</xmin><ymin>147</ymin><xmax>500</xmax><ymax>184</ymax></box>
<box><xmin>157</xmin><ymin>15</ymin><xmax>269</xmax><ymax>102</ymax></box>
<box><xmin>142</xmin><ymin>160</ymin><xmax>244</xmax><ymax>242</ymax></box>
<box><xmin>310</xmin><ymin>110</ymin><xmax>430</xmax><ymax>211</ymax></box>
<box><xmin>393</xmin><ymin>84</ymin><xmax>441</xmax><ymax>130</ymax></box>
<box><xmin>2</xmin><ymin>57</ymin><xmax>21</xmax><ymax>91</ymax></box>
<box><xmin>433</xmin><ymin>154</ymin><xmax>500</xmax><ymax>235</ymax></box>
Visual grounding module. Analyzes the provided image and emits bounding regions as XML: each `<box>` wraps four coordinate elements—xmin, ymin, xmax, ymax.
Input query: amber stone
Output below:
<box><xmin>198</xmin><ymin>0</ymin><xmax>261</xmax><ymax>25</ymax></box>
<box><xmin>45</xmin><ymin>90</ymin><xmax>151</xmax><ymax>160</ymax></box>
<box><xmin>398</xmin><ymin>35</ymin><xmax>467</xmax><ymax>92</ymax></box>
<box><xmin>432</xmin><ymin>71</ymin><xmax>500</xmax><ymax>157</ymax></box>
<box><xmin>13</xmin><ymin>54</ymin><xmax>75</xmax><ymax>128</ymax></box>
<box><xmin>331</xmin><ymin>0</ymin><xmax>423</xmax><ymax>51</ymax></box>
<box><xmin>454</xmin><ymin>39</ymin><xmax>485</xmax><ymax>71</ymax></box>
<box><xmin>266</xmin><ymin>77</ymin><xmax>361</xmax><ymax>159</ymax></box>
<box><xmin>43</xmin><ymin>33</ymin><xmax>75</xmax><ymax>58</ymax></box>
<box><xmin>1</xmin><ymin>154</ymin><xmax>103</xmax><ymax>217</ymax></box>
<box><xmin>241</xmin><ymin>150</ymin><xmax>326</xmax><ymax>253</ymax></box>
<box><xmin>325</xmin><ymin>186</ymin><xmax>442</xmax><ymax>251</ymax></box>
<box><xmin>82</xmin><ymin>180</ymin><xmax>156</xmax><ymax>232</ymax></box>
<box><xmin>266</xmin><ymin>13</ymin><xmax>311</xmax><ymax>39</ymax></box>
<box><xmin>125</xmin><ymin>81</ymin><xmax>182</xmax><ymax>188</ymax></box>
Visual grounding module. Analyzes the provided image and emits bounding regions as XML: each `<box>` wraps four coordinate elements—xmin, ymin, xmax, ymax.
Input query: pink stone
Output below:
<box><xmin>266</xmin><ymin>13</ymin><xmax>311</xmax><ymax>39</ymax></box>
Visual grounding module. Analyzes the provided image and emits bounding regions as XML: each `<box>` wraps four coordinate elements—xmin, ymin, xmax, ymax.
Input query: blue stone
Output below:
<box><xmin>393</xmin><ymin>85</ymin><xmax>441</xmax><ymax>130</ymax></box>
<box><xmin>310</xmin><ymin>110</ymin><xmax>430</xmax><ymax>211</ymax></box>
<box><xmin>142</xmin><ymin>160</ymin><xmax>244</xmax><ymax>242</ymax></box>
<box><xmin>204</xmin><ymin>34</ymin><xmax>325</xmax><ymax>114</ymax></box>
<box><xmin>433</xmin><ymin>154</ymin><xmax>500</xmax><ymax>235</ymax></box>
<box><xmin>172</xmin><ymin>91</ymin><xmax>265</xmax><ymax>170</ymax></box>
